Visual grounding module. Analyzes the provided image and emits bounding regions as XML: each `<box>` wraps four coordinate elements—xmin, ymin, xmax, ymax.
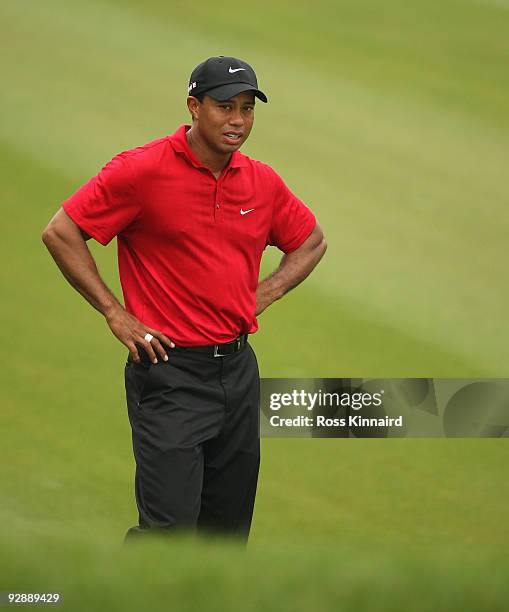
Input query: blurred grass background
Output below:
<box><xmin>1</xmin><ymin>0</ymin><xmax>508</xmax><ymax>610</ymax></box>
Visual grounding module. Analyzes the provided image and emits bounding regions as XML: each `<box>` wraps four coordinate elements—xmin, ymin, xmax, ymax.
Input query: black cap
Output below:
<box><xmin>188</xmin><ymin>56</ymin><xmax>268</xmax><ymax>103</ymax></box>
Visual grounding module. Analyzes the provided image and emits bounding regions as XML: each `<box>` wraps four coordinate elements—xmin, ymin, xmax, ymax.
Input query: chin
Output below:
<box><xmin>217</xmin><ymin>140</ymin><xmax>242</xmax><ymax>153</ymax></box>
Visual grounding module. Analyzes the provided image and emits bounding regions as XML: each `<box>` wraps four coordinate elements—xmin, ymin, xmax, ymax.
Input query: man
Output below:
<box><xmin>42</xmin><ymin>56</ymin><xmax>327</xmax><ymax>543</ymax></box>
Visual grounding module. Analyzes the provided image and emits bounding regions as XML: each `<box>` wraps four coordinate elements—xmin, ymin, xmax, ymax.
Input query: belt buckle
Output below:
<box><xmin>213</xmin><ymin>336</ymin><xmax>242</xmax><ymax>358</ymax></box>
<box><xmin>213</xmin><ymin>344</ymin><xmax>228</xmax><ymax>357</ymax></box>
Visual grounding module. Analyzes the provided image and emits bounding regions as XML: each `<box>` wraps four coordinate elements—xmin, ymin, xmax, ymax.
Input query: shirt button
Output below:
<box><xmin>216</xmin><ymin>203</ymin><xmax>220</xmax><ymax>209</ymax></box>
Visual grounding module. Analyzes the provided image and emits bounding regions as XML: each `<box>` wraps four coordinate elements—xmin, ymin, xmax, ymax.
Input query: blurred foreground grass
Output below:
<box><xmin>2</xmin><ymin>440</ymin><xmax>508</xmax><ymax>610</ymax></box>
<box><xmin>2</xmin><ymin>518</ymin><xmax>508</xmax><ymax>612</ymax></box>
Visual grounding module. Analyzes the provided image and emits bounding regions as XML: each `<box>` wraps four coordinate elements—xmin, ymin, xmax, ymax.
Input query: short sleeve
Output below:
<box><xmin>267</xmin><ymin>171</ymin><xmax>316</xmax><ymax>253</ymax></box>
<box><xmin>62</xmin><ymin>154</ymin><xmax>139</xmax><ymax>246</ymax></box>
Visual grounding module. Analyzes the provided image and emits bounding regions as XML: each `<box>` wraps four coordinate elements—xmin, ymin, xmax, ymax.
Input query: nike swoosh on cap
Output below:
<box><xmin>229</xmin><ymin>67</ymin><xmax>246</xmax><ymax>73</ymax></box>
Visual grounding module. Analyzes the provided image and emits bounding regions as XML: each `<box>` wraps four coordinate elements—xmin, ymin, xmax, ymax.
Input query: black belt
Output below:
<box><xmin>167</xmin><ymin>334</ymin><xmax>249</xmax><ymax>358</ymax></box>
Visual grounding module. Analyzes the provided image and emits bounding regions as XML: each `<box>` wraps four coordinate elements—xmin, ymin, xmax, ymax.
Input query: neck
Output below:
<box><xmin>186</xmin><ymin>125</ymin><xmax>231</xmax><ymax>175</ymax></box>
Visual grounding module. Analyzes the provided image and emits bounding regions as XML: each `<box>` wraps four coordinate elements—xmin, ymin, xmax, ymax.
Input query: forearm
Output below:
<box><xmin>256</xmin><ymin>228</ymin><xmax>327</xmax><ymax>315</ymax></box>
<box><xmin>42</xmin><ymin>227</ymin><xmax>122</xmax><ymax>319</ymax></box>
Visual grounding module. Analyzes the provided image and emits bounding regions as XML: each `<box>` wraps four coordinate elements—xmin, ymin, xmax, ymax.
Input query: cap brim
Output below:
<box><xmin>204</xmin><ymin>83</ymin><xmax>268</xmax><ymax>103</ymax></box>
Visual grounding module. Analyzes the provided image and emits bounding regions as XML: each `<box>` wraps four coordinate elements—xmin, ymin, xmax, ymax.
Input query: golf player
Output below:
<box><xmin>42</xmin><ymin>56</ymin><xmax>327</xmax><ymax>542</ymax></box>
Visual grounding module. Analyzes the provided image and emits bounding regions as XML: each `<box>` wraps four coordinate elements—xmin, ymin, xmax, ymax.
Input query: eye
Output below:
<box><xmin>219</xmin><ymin>104</ymin><xmax>232</xmax><ymax>111</ymax></box>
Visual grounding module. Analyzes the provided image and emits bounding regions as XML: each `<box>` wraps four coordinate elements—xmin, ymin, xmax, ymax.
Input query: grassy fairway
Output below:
<box><xmin>1</xmin><ymin>0</ymin><xmax>508</xmax><ymax>609</ymax></box>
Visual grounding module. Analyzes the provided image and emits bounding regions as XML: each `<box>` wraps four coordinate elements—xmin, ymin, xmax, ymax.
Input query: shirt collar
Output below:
<box><xmin>168</xmin><ymin>124</ymin><xmax>248</xmax><ymax>170</ymax></box>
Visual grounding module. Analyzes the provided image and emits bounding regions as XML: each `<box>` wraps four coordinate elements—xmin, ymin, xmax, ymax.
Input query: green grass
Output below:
<box><xmin>1</xmin><ymin>535</ymin><xmax>506</xmax><ymax>612</ymax></box>
<box><xmin>1</xmin><ymin>0</ymin><xmax>508</xmax><ymax>609</ymax></box>
<box><xmin>2</xmin><ymin>530</ymin><xmax>508</xmax><ymax>612</ymax></box>
<box><xmin>2</xmin><ymin>440</ymin><xmax>509</xmax><ymax>611</ymax></box>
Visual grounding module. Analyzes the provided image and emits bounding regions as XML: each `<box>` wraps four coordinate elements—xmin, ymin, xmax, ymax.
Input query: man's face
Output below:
<box><xmin>189</xmin><ymin>91</ymin><xmax>256</xmax><ymax>154</ymax></box>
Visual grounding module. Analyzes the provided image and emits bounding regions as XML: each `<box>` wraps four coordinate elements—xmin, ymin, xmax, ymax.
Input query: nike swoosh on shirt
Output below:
<box><xmin>240</xmin><ymin>208</ymin><xmax>255</xmax><ymax>215</ymax></box>
<box><xmin>229</xmin><ymin>67</ymin><xmax>246</xmax><ymax>73</ymax></box>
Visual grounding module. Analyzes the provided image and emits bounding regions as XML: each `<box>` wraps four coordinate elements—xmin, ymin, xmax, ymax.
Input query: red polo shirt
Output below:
<box><xmin>62</xmin><ymin>124</ymin><xmax>316</xmax><ymax>346</ymax></box>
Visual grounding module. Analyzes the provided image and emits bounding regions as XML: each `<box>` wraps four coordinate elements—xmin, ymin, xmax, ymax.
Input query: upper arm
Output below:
<box><xmin>42</xmin><ymin>207</ymin><xmax>91</xmax><ymax>242</ymax></box>
<box><xmin>299</xmin><ymin>221</ymin><xmax>326</xmax><ymax>250</ymax></box>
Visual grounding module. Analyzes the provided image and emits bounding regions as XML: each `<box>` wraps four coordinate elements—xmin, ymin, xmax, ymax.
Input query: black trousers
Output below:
<box><xmin>123</xmin><ymin>341</ymin><xmax>260</xmax><ymax>543</ymax></box>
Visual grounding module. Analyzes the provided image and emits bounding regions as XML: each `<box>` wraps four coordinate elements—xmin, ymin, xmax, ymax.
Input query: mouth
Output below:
<box><xmin>223</xmin><ymin>131</ymin><xmax>243</xmax><ymax>143</ymax></box>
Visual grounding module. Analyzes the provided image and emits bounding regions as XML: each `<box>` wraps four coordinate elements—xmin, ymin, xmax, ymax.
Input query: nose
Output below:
<box><xmin>228</xmin><ymin>107</ymin><xmax>244</xmax><ymax>127</ymax></box>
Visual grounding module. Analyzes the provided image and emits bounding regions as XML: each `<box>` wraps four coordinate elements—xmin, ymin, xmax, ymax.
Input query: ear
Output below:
<box><xmin>187</xmin><ymin>96</ymin><xmax>201</xmax><ymax>121</ymax></box>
